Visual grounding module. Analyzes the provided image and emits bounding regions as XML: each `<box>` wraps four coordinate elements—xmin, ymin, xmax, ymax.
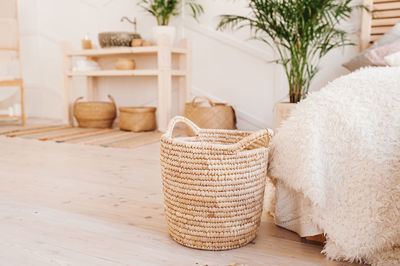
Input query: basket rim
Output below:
<box><xmin>161</xmin><ymin>129</ymin><xmax>271</xmax><ymax>152</ymax></box>
<box><xmin>119</xmin><ymin>106</ymin><xmax>156</xmax><ymax>113</ymax></box>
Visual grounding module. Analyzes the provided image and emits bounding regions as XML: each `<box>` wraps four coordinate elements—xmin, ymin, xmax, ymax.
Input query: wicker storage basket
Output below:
<box><xmin>73</xmin><ymin>95</ymin><xmax>116</xmax><ymax>128</ymax></box>
<box><xmin>160</xmin><ymin>116</ymin><xmax>273</xmax><ymax>251</ymax></box>
<box><xmin>119</xmin><ymin>107</ymin><xmax>156</xmax><ymax>132</ymax></box>
<box><xmin>184</xmin><ymin>96</ymin><xmax>236</xmax><ymax>135</ymax></box>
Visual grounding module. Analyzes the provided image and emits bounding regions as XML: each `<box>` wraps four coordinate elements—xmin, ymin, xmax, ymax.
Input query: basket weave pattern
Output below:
<box><xmin>184</xmin><ymin>96</ymin><xmax>236</xmax><ymax>134</ymax></box>
<box><xmin>160</xmin><ymin>116</ymin><xmax>273</xmax><ymax>250</ymax></box>
<box><xmin>119</xmin><ymin>107</ymin><xmax>156</xmax><ymax>132</ymax></box>
<box><xmin>73</xmin><ymin>95</ymin><xmax>116</xmax><ymax>128</ymax></box>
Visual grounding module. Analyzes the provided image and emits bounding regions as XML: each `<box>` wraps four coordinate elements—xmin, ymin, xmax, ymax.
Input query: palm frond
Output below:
<box><xmin>218</xmin><ymin>0</ymin><xmax>362</xmax><ymax>103</ymax></box>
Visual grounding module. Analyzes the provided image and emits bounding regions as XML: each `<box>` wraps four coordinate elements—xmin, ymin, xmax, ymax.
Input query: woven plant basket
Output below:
<box><xmin>119</xmin><ymin>107</ymin><xmax>156</xmax><ymax>132</ymax></box>
<box><xmin>160</xmin><ymin>116</ymin><xmax>273</xmax><ymax>251</ymax></box>
<box><xmin>73</xmin><ymin>95</ymin><xmax>116</xmax><ymax>128</ymax></box>
<box><xmin>184</xmin><ymin>96</ymin><xmax>236</xmax><ymax>135</ymax></box>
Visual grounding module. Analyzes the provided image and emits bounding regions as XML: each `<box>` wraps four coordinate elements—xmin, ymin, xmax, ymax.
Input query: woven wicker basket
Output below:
<box><xmin>184</xmin><ymin>96</ymin><xmax>236</xmax><ymax>135</ymax></box>
<box><xmin>73</xmin><ymin>95</ymin><xmax>116</xmax><ymax>128</ymax></box>
<box><xmin>119</xmin><ymin>107</ymin><xmax>156</xmax><ymax>132</ymax></box>
<box><xmin>160</xmin><ymin>116</ymin><xmax>273</xmax><ymax>251</ymax></box>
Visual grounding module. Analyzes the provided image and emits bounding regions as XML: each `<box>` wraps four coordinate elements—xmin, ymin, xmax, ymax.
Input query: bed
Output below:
<box><xmin>269</xmin><ymin>1</ymin><xmax>400</xmax><ymax>264</ymax></box>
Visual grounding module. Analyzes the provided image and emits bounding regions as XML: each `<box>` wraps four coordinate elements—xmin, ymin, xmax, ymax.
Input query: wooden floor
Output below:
<box><xmin>0</xmin><ymin>121</ymin><xmax>359</xmax><ymax>265</ymax></box>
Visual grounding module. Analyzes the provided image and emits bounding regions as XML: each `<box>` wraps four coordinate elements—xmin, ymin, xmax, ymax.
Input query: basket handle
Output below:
<box><xmin>165</xmin><ymin>116</ymin><xmax>200</xmax><ymax>138</ymax></box>
<box><xmin>107</xmin><ymin>94</ymin><xmax>116</xmax><ymax>106</ymax></box>
<box><xmin>231</xmin><ymin>128</ymin><xmax>274</xmax><ymax>151</ymax></box>
<box><xmin>74</xmin><ymin>96</ymin><xmax>84</xmax><ymax>105</ymax></box>
<box><xmin>191</xmin><ymin>96</ymin><xmax>215</xmax><ymax>107</ymax></box>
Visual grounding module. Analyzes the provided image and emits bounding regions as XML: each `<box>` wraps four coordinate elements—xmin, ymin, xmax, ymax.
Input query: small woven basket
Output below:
<box><xmin>184</xmin><ymin>96</ymin><xmax>236</xmax><ymax>135</ymax></box>
<box><xmin>73</xmin><ymin>95</ymin><xmax>116</xmax><ymax>128</ymax></box>
<box><xmin>160</xmin><ymin>116</ymin><xmax>273</xmax><ymax>251</ymax></box>
<box><xmin>119</xmin><ymin>107</ymin><xmax>156</xmax><ymax>132</ymax></box>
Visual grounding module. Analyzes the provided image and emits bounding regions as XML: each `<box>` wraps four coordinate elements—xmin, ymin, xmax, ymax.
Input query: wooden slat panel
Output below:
<box><xmin>374</xmin><ymin>0</ymin><xmax>399</xmax><ymax>3</ymax></box>
<box><xmin>371</xmin><ymin>25</ymin><xmax>394</xmax><ymax>34</ymax></box>
<box><xmin>373</xmin><ymin>9</ymin><xmax>400</xmax><ymax>19</ymax></box>
<box><xmin>370</xmin><ymin>35</ymin><xmax>382</xmax><ymax>42</ymax></box>
<box><xmin>372</xmin><ymin>17</ymin><xmax>400</xmax><ymax>26</ymax></box>
<box><xmin>360</xmin><ymin>0</ymin><xmax>373</xmax><ymax>51</ymax></box>
<box><xmin>374</xmin><ymin>2</ymin><xmax>400</xmax><ymax>11</ymax></box>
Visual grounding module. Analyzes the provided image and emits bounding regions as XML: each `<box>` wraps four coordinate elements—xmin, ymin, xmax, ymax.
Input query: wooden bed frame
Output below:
<box><xmin>305</xmin><ymin>0</ymin><xmax>400</xmax><ymax>244</ymax></box>
<box><xmin>360</xmin><ymin>0</ymin><xmax>400</xmax><ymax>51</ymax></box>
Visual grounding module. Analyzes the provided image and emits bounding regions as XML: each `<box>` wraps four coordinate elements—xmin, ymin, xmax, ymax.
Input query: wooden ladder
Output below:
<box><xmin>0</xmin><ymin>0</ymin><xmax>26</xmax><ymax>125</ymax></box>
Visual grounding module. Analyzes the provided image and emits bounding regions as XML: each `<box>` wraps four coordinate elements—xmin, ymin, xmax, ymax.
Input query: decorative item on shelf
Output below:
<box><xmin>184</xmin><ymin>96</ymin><xmax>236</xmax><ymax>135</ymax></box>
<box><xmin>72</xmin><ymin>58</ymin><xmax>100</xmax><ymax>72</ymax></box>
<box><xmin>131</xmin><ymin>38</ymin><xmax>144</xmax><ymax>47</ymax></box>
<box><xmin>119</xmin><ymin>107</ymin><xmax>156</xmax><ymax>132</ymax></box>
<box><xmin>73</xmin><ymin>94</ymin><xmax>117</xmax><ymax>128</ymax></box>
<box><xmin>217</xmin><ymin>0</ymin><xmax>361</xmax><ymax>104</ymax></box>
<box><xmin>142</xmin><ymin>40</ymin><xmax>153</xmax><ymax>46</ymax></box>
<box><xmin>114</xmin><ymin>58</ymin><xmax>136</xmax><ymax>70</ymax></box>
<box><xmin>161</xmin><ymin>116</ymin><xmax>273</xmax><ymax>250</ymax></box>
<box><xmin>81</xmin><ymin>33</ymin><xmax>92</xmax><ymax>49</ymax></box>
<box><xmin>139</xmin><ymin>0</ymin><xmax>203</xmax><ymax>44</ymax></box>
<box><xmin>0</xmin><ymin>104</ymin><xmax>20</xmax><ymax>117</ymax></box>
<box><xmin>98</xmin><ymin>32</ymin><xmax>141</xmax><ymax>48</ymax></box>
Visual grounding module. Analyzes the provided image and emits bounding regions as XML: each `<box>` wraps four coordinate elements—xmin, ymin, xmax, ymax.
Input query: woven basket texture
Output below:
<box><xmin>160</xmin><ymin>116</ymin><xmax>273</xmax><ymax>250</ymax></box>
<box><xmin>73</xmin><ymin>95</ymin><xmax>116</xmax><ymax>128</ymax></box>
<box><xmin>184</xmin><ymin>96</ymin><xmax>236</xmax><ymax>135</ymax></box>
<box><xmin>119</xmin><ymin>107</ymin><xmax>156</xmax><ymax>132</ymax></box>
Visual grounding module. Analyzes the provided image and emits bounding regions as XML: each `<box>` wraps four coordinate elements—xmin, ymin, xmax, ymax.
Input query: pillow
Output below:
<box><xmin>384</xmin><ymin>50</ymin><xmax>400</xmax><ymax>66</ymax></box>
<box><xmin>366</xmin><ymin>39</ymin><xmax>400</xmax><ymax>66</ymax></box>
<box><xmin>343</xmin><ymin>22</ymin><xmax>400</xmax><ymax>71</ymax></box>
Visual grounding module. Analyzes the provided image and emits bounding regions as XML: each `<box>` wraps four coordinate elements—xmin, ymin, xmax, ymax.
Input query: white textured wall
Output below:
<box><xmin>17</xmin><ymin>0</ymin><xmax>362</xmax><ymax>129</ymax></box>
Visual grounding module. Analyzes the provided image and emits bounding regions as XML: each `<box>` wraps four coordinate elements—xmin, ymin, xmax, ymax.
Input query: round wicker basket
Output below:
<box><xmin>73</xmin><ymin>95</ymin><xmax>117</xmax><ymax>128</ymax></box>
<box><xmin>160</xmin><ymin>116</ymin><xmax>273</xmax><ymax>251</ymax></box>
<box><xmin>119</xmin><ymin>107</ymin><xmax>156</xmax><ymax>132</ymax></box>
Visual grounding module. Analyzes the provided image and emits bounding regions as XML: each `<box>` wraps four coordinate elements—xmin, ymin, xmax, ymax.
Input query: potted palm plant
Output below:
<box><xmin>217</xmin><ymin>0</ymin><xmax>361</xmax><ymax>126</ymax></box>
<box><xmin>139</xmin><ymin>0</ymin><xmax>203</xmax><ymax>44</ymax></box>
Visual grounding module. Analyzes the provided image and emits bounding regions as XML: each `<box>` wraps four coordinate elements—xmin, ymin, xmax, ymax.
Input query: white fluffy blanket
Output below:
<box><xmin>268</xmin><ymin>67</ymin><xmax>400</xmax><ymax>265</ymax></box>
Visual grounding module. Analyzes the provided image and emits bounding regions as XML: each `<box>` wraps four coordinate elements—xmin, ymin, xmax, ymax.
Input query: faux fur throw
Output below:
<box><xmin>268</xmin><ymin>67</ymin><xmax>400</xmax><ymax>265</ymax></box>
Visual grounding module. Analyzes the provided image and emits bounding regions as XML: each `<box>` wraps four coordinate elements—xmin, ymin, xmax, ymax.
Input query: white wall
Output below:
<box><xmin>17</xmin><ymin>0</ymin><xmax>362</xmax><ymax>129</ymax></box>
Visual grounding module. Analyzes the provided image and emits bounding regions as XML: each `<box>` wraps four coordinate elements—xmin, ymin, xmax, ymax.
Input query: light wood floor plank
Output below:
<box><xmin>0</xmin><ymin>136</ymin><xmax>358</xmax><ymax>265</ymax></box>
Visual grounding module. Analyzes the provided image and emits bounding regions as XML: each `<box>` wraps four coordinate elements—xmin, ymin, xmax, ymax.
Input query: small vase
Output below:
<box><xmin>152</xmin><ymin>26</ymin><xmax>176</xmax><ymax>45</ymax></box>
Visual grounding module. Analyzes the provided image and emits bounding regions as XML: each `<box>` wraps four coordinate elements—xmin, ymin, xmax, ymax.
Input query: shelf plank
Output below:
<box><xmin>0</xmin><ymin>46</ymin><xmax>19</xmax><ymax>51</ymax></box>
<box><xmin>67</xmin><ymin>70</ymin><xmax>186</xmax><ymax>77</ymax></box>
<box><xmin>67</xmin><ymin>70</ymin><xmax>158</xmax><ymax>77</ymax></box>
<box><xmin>0</xmin><ymin>115</ymin><xmax>21</xmax><ymax>120</ymax></box>
<box><xmin>67</xmin><ymin>46</ymin><xmax>187</xmax><ymax>57</ymax></box>
<box><xmin>0</xmin><ymin>79</ymin><xmax>22</xmax><ymax>87</ymax></box>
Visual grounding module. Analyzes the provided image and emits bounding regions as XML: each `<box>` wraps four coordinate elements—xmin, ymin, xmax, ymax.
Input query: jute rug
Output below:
<box><xmin>0</xmin><ymin>125</ymin><xmax>162</xmax><ymax>149</ymax></box>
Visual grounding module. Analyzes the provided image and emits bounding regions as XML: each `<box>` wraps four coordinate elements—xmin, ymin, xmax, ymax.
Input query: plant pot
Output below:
<box><xmin>152</xmin><ymin>26</ymin><xmax>176</xmax><ymax>44</ymax></box>
<box><xmin>275</xmin><ymin>102</ymin><xmax>297</xmax><ymax>128</ymax></box>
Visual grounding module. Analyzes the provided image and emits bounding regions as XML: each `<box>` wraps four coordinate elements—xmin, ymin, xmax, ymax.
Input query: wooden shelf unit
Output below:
<box><xmin>0</xmin><ymin>0</ymin><xmax>26</xmax><ymax>125</ymax></box>
<box><xmin>62</xmin><ymin>37</ymin><xmax>191</xmax><ymax>131</ymax></box>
